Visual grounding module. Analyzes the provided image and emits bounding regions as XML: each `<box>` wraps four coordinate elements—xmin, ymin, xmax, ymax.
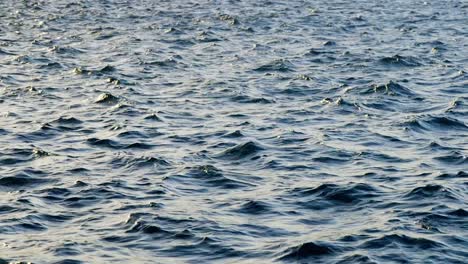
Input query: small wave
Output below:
<box><xmin>87</xmin><ymin>138</ymin><xmax>152</xmax><ymax>150</ymax></box>
<box><xmin>378</xmin><ymin>55</ymin><xmax>421</xmax><ymax>67</ymax></box>
<box><xmin>159</xmin><ymin>38</ymin><xmax>195</xmax><ymax>46</ymax></box>
<box><xmin>427</xmin><ymin>141</ymin><xmax>457</xmax><ymax>151</ymax></box>
<box><xmin>322</xmin><ymin>100</ymin><xmax>353</xmax><ymax>115</ymax></box>
<box><xmin>349</xmin><ymin>81</ymin><xmax>417</xmax><ymax>96</ymax></box>
<box><xmin>53</xmin><ymin>258</ymin><xmax>83</xmax><ymax>264</ymax></box>
<box><xmin>171</xmin><ymin>165</ymin><xmax>250</xmax><ymax>189</ymax></box>
<box><xmin>144</xmin><ymin>113</ymin><xmax>163</xmax><ymax>121</ymax></box>
<box><xmin>32</xmin><ymin>147</ymin><xmax>54</xmax><ymax>158</ymax></box>
<box><xmin>449</xmin><ymin>208</ymin><xmax>468</xmax><ymax>217</ymax></box>
<box><xmin>278</xmin><ymin>241</ymin><xmax>336</xmax><ymax>260</ymax></box>
<box><xmin>222</xmin><ymin>130</ymin><xmax>244</xmax><ymax>138</ymax></box>
<box><xmin>48</xmin><ymin>45</ymin><xmax>84</xmax><ymax>55</ymax></box>
<box><xmin>116</xmin><ymin>130</ymin><xmax>148</xmax><ymax>139</ymax></box>
<box><xmin>0</xmin><ymin>148</ymin><xmax>36</xmax><ymax>165</ymax></box>
<box><xmin>404</xmin><ymin>115</ymin><xmax>467</xmax><ymax>132</ymax></box>
<box><xmin>38</xmin><ymin>187</ymin><xmax>72</xmax><ymax>202</ymax></box>
<box><xmin>235</xmin><ymin>200</ymin><xmax>272</xmax><ymax>215</ymax></box>
<box><xmin>0</xmin><ymin>48</ymin><xmax>14</xmax><ymax>55</ymax></box>
<box><xmin>294</xmin><ymin>74</ymin><xmax>314</xmax><ymax>81</ymax></box>
<box><xmin>46</xmin><ymin>116</ymin><xmax>83</xmax><ymax>131</ymax></box>
<box><xmin>0</xmin><ymin>205</ymin><xmax>20</xmax><ymax>214</ymax></box>
<box><xmin>253</xmin><ymin>59</ymin><xmax>294</xmax><ymax>72</ymax></box>
<box><xmin>312</xmin><ymin>155</ymin><xmax>351</xmax><ymax>164</ymax></box>
<box><xmin>323</xmin><ymin>40</ymin><xmax>337</xmax><ymax>46</ymax></box>
<box><xmin>53</xmin><ymin>116</ymin><xmax>83</xmax><ymax>125</ymax></box>
<box><xmin>124</xmin><ymin>142</ymin><xmax>153</xmax><ymax>150</ymax></box>
<box><xmin>218</xmin><ymin>14</ymin><xmax>239</xmax><ymax>25</ymax></box>
<box><xmin>112</xmin><ymin>155</ymin><xmax>171</xmax><ymax>169</ymax></box>
<box><xmin>311</xmin><ymin>149</ymin><xmax>355</xmax><ymax>164</ymax></box>
<box><xmin>195</xmin><ymin>31</ymin><xmax>223</xmax><ymax>43</ymax></box>
<box><xmin>291</xmin><ymin>183</ymin><xmax>380</xmax><ymax>207</ymax></box>
<box><xmin>63</xmin><ymin>187</ymin><xmax>125</xmax><ymax>208</ymax></box>
<box><xmin>39</xmin><ymin>213</ymin><xmax>74</xmax><ymax>223</ymax></box>
<box><xmin>94</xmin><ymin>92</ymin><xmax>119</xmax><ymax>104</ymax></box>
<box><xmin>163</xmin><ymin>236</ymin><xmax>244</xmax><ymax>259</ymax></box>
<box><xmin>163</xmin><ymin>27</ymin><xmax>183</xmax><ymax>35</ymax></box>
<box><xmin>434</xmin><ymin>151</ymin><xmax>467</xmax><ymax>165</ymax></box>
<box><xmin>336</xmin><ymin>254</ymin><xmax>374</xmax><ymax>264</ymax></box>
<box><xmin>304</xmin><ymin>48</ymin><xmax>327</xmax><ymax>56</ymax></box>
<box><xmin>10</xmin><ymin>54</ymin><xmax>34</xmax><ymax>64</ymax></box>
<box><xmin>436</xmin><ymin>171</ymin><xmax>467</xmax><ymax>179</ymax></box>
<box><xmin>216</xmin><ymin>141</ymin><xmax>264</xmax><ymax>160</ymax></box>
<box><xmin>404</xmin><ymin>184</ymin><xmax>459</xmax><ymax>200</ymax></box>
<box><xmin>362</xmin><ymin>234</ymin><xmax>443</xmax><ymax>250</ymax></box>
<box><xmin>140</xmin><ymin>58</ymin><xmax>178</xmax><ymax>68</ymax></box>
<box><xmin>86</xmin><ymin>138</ymin><xmax>120</xmax><ymax>149</ymax></box>
<box><xmin>231</xmin><ymin>95</ymin><xmax>275</xmax><ymax>104</ymax></box>
<box><xmin>358</xmin><ymin>151</ymin><xmax>410</xmax><ymax>163</ymax></box>
<box><xmin>417</xmin><ymin>209</ymin><xmax>468</xmax><ymax>232</ymax></box>
<box><xmin>126</xmin><ymin>220</ymin><xmax>170</xmax><ymax>236</ymax></box>
<box><xmin>446</xmin><ymin>97</ymin><xmax>467</xmax><ymax>115</ymax></box>
<box><xmin>0</xmin><ymin>173</ymin><xmax>49</xmax><ymax>188</ymax></box>
<box><xmin>1</xmin><ymin>219</ymin><xmax>47</xmax><ymax>233</ymax></box>
<box><xmin>73</xmin><ymin>65</ymin><xmax>116</xmax><ymax>76</ymax></box>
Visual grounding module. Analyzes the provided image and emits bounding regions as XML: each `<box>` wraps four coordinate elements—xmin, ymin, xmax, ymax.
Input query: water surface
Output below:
<box><xmin>0</xmin><ymin>0</ymin><xmax>467</xmax><ymax>263</ymax></box>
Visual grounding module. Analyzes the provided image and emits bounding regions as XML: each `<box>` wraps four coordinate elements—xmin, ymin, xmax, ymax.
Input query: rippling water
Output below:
<box><xmin>0</xmin><ymin>0</ymin><xmax>467</xmax><ymax>263</ymax></box>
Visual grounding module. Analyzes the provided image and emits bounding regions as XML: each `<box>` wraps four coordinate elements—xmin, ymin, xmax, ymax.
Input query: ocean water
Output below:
<box><xmin>0</xmin><ymin>0</ymin><xmax>467</xmax><ymax>263</ymax></box>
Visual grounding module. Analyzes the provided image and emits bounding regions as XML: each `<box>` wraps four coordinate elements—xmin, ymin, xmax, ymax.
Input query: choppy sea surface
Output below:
<box><xmin>0</xmin><ymin>0</ymin><xmax>467</xmax><ymax>263</ymax></box>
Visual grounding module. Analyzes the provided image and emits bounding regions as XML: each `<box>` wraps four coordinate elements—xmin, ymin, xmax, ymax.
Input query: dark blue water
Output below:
<box><xmin>0</xmin><ymin>0</ymin><xmax>467</xmax><ymax>263</ymax></box>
